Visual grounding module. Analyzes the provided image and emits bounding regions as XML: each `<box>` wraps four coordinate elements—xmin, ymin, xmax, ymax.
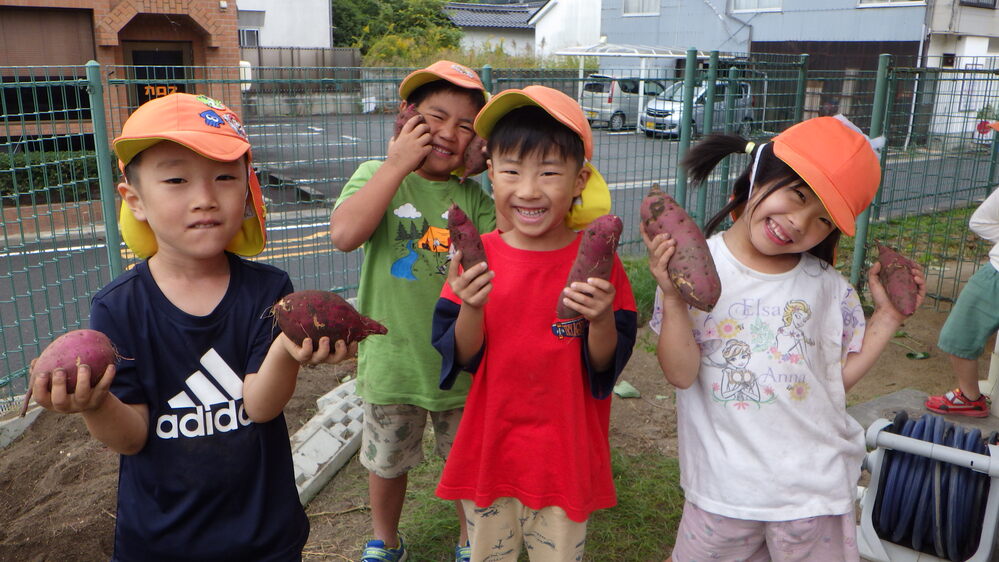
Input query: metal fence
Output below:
<box><xmin>2</xmin><ymin>53</ymin><xmax>999</xmax><ymax>411</ymax></box>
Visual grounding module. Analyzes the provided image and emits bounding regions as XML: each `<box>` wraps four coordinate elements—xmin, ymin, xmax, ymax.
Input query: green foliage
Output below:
<box><xmin>399</xmin><ymin>448</ymin><xmax>681</xmax><ymax>560</ymax></box>
<box><xmin>343</xmin><ymin>0</ymin><xmax>462</xmax><ymax>60</ymax></box>
<box><xmin>0</xmin><ymin>151</ymin><xmax>99</xmax><ymax>202</ymax></box>
<box><xmin>622</xmin><ymin>256</ymin><xmax>657</xmax><ymax>326</ymax></box>
<box><xmin>977</xmin><ymin>103</ymin><xmax>999</xmax><ymax>121</ymax></box>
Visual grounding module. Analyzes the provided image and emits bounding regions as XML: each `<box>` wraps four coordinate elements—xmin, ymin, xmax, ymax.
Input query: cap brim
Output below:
<box><xmin>114</xmin><ymin>133</ymin><xmax>249</xmax><ymax>167</ymax></box>
<box><xmin>474</xmin><ymin>90</ymin><xmax>592</xmax><ymax>160</ymax></box>
<box><xmin>774</xmin><ymin>142</ymin><xmax>857</xmax><ymax>236</ymax></box>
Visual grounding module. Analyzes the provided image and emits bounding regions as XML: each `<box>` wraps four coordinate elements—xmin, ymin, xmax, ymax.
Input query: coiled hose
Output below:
<box><xmin>872</xmin><ymin>411</ymin><xmax>996</xmax><ymax>561</ymax></box>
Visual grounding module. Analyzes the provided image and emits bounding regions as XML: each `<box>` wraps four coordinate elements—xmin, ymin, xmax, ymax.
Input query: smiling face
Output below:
<box><xmin>118</xmin><ymin>140</ymin><xmax>249</xmax><ymax>263</ymax></box>
<box><xmin>489</xmin><ymin>146</ymin><xmax>589</xmax><ymax>251</ymax></box>
<box><xmin>411</xmin><ymin>90</ymin><xmax>480</xmax><ymax>181</ymax></box>
<box><xmin>726</xmin><ymin>181</ymin><xmax>837</xmax><ymax>271</ymax></box>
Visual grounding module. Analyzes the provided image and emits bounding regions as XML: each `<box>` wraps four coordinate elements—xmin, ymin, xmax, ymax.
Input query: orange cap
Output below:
<box><xmin>990</xmin><ymin>121</ymin><xmax>999</xmax><ymax>132</ymax></box>
<box><xmin>112</xmin><ymin>93</ymin><xmax>266</xmax><ymax>258</ymax></box>
<box><xmin>772</xmin><ymin>116</ymin><xmax>882</xmax><ymax>236</ymax></box>
<box><xmin>398</xmin><ymin>60</ymin><xmax>487</xmax><ymax>101</ymax></box>
<box><xmin>473</xmin><ymin>85</ymin><xmax>608</xmax><ymax>229</ymax></box>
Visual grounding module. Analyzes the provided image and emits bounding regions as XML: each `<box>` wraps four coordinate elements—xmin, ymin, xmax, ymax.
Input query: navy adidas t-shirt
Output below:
<box><xmin>90</xmin><ymin>253</ymin><xmax>308</xmax><ymax>561</ymax></box>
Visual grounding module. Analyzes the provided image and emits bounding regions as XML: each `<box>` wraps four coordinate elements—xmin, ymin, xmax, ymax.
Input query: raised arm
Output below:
<box><xmin>330</xmin><ymin>115</ymin><xmax>432</xmax><ymax>251</ymax></box>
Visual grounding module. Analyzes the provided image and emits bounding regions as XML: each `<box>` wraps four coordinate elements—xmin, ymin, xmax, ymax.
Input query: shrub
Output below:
<box><xmin>0</xmin><ymin>151</ymin><xmax>100</xmax><ymax>204</ymax></box>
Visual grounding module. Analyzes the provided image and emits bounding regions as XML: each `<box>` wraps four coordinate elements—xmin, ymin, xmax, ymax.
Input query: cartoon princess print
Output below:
<box><xmin>718</xmin><ymin>339</ymin><xmax>761</xmax><ymax>402</ymax></box>
<box><xmin>773</xmin><ymin>300</ymin><xmax>814</xmax><ymax>367</ymax></box>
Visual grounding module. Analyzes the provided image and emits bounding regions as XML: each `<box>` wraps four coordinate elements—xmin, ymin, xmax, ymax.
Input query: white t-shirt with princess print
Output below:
<box><xmin>650</xmin><ymin>233</ymin><xmax>868</xmax><ymax>521</ymax></box>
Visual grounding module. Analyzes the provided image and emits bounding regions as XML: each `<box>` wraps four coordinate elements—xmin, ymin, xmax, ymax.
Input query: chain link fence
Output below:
<box><xmin>2</xmin><ymin>54</ymin><xmax>998</xmax><ymax>412</ymax></box>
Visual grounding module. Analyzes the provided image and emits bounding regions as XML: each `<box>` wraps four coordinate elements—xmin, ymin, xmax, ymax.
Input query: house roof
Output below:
<box><xmin>444</xmin><ymin>2</ymin><xmax>548</xmax><ymax>30</ymax></box>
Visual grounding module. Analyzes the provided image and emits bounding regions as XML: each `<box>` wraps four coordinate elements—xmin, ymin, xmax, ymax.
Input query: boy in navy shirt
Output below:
<box><xmin>29</xmin><ymin>93</ymin><xmax>351</xmax><ymax>561</ymax></box>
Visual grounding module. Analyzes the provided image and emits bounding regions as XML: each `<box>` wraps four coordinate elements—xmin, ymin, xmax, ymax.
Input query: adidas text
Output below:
<box><xmin>156</xmin><ymin>400</ymin><xmax>252</xmax><ymax>439</ymax></box>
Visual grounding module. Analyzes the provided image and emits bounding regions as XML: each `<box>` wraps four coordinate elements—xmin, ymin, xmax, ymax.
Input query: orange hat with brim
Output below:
<box><xmin>113</xmin><ymin>93</ymin><xmax>266</xmax><ymax>259</ymax></box>
<box><xmin>473</xmin><ymin>85</ymin><xmax>610</xmax><ymax>230</ymax></box>
<box><xmin>772</xmin><ymin>116</ymin><xmax>882</xmax><ymax>236</ymax></box>
<box><xmin>399</xmin><ymin>60</ymin><xmax>488</xmax><ymax>101</ymax></box>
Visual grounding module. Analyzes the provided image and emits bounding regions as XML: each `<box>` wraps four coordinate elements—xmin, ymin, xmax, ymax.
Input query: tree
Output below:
<box><xmin>333</xmin><ymin>0</ymin><xmax>461</xmax><ymax>61</ymax></box>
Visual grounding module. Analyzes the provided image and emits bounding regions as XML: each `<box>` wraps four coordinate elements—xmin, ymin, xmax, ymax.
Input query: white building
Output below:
<box><xmin>237</xmin><ymin>0</ymin><xmax>332</xmax><ymax>48</ymax></box>
<box><xmin>444</xmin><ymin>1</ymin><xmax>601</xmax><ymax>58</ymax></box>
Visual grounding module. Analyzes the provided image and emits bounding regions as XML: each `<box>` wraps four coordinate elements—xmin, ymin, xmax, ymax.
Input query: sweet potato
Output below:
<box><xmin>393</xmin><ymin>103</ymin><xmax>424</xmax><ymax>137</ymax></box>
<box><xmin>273</xmin><ymin>290</ymin><xmax>387</xmax><ymax>347</ymax></box>
<box><xmin>20</xmin><ymin>329</ymin><xmax>119</xmax><ymax>417</ymax></box>
<box><xmin>556</xmin><ymin>214</ymin><xmax>623</xmax><ymax>319</ymax></box>
<box><xmin>447</xmin><ymin>203</ymin><xmax>487</xmax><ymax>269</ymax></box>
<box><xmin>640</xmin><ymin>183</ymin><xmax>721</xmax><ymax>312</ymax></box>
<box><xmin>876</xmin><ymin>244</ymin><xmax>919</xmax><ymax>316</ymax></box>
<box><xmin>460</xmin><ymin>136</ymin><xmax>488</xmax><ymax>182</ymax></box>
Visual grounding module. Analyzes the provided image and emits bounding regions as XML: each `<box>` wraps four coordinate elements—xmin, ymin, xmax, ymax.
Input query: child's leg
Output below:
<box><xmin>431</xmin><ymin>407</ymin><xmax>469</xmax><ymax>545</ymax></box>
<box><xmin>950</xmin><ymin>354</ymin><xmax>983</xmax><ymax>399</ymax></box>
<box><xmin>360</xmin><ymin>402</ymin><xmax>430</xmax><ymax>547</ymax></box>
<box><xmin>670</xmin><ymin>501</ymin><xmax>769</xmax><ymax>562</ymax></box>
<box><xmin>522</xmin><ymin>505</ymin><xmax>587</xmax><ymax>562</ymax></box>
<box><xmin>462</xmin><ymin>498</ymin><xmax>524</xmax><ymax>562</ymax></box>
<box><xmin>764</xmin><ymin>512</ymin><xmax>859</xmax><ymax>562</ymax></box>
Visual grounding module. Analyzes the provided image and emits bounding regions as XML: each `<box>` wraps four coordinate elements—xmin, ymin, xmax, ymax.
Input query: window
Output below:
<box><xmin>238</xmin><ymin>29</ymin><xmax>259</xmax><ymax>47</ymax></box>
<box><xmin>237</xmin><ymin>9</ymin><xmax>264</xmax><ymax>47</ymax></box>
<box><xmin>623</xmin><ymin>0</ymin><xmax>658</xmax><ymax>15</ymax></box>
<box><xmin>960</xmin><ymin>0</ymin><xmax>996</xmax><ymax>7</ymax></box>
<box><xmin>731</xmin><ymin>0</ymin><xmax>780</xmax><ymax>11</ymax></box>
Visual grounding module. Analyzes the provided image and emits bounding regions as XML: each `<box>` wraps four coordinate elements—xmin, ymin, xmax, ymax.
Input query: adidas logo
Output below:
<box><xmin>156</xmin><ymin>348</ymin><xmax>253</xmax><ymax>440</ymax></box>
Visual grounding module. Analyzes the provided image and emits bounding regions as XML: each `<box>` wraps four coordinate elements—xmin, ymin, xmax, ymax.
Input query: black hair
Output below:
<box><xmin>684</xmin><ymin>133</ymin><xmax>840</xmax><ymax>265</ymax></box>
<box><xmin>123</xmin><ymin>152</ymin><xmax>142</xmax><ymax>185</ymax></box>
<box><xmin>488</xmin><ymin>106</ymin><xmax>585</xmax><ymax>168</ymax></box>
<box><xmin>406</xmin><ymin>80</ymin><xmax>486</xmax><ymax>112</ymax></box>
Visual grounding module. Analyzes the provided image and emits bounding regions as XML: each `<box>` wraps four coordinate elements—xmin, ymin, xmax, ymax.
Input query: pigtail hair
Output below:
<box><xmin>681</xmin><ymin>133</ymin><xmax>749</xmax><ymax>186</ymax></box>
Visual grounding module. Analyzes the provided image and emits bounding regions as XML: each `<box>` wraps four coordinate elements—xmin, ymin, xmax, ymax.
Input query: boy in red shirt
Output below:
<box><xmin>432</xmin><ymin>86</ymin><xmax>638</xmax><ymax>560</ymax></box>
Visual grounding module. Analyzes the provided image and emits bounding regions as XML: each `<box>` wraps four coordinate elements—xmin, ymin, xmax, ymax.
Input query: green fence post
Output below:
<box><xmin>85</xmin><ymin>60</ymin><xmax>123</xmax><ymax>276</ymax></box>
<box><xmin>694</xmin><ymin>51</ymin><xmax>719</xmax><ymax>227</ymax></box>
<box><xmin>793</xmin><ymin>54</ymin><xmax>809</xmax><ymax>124</ymax></box>
<box><xmin>718</xmin><ymin>65</ymin><xmax>740</xmax><ymax>209</ymax></box>
<box><xmin>480</xmin><ymin>64</ymin><xmax>493</xmax><ymax>194</ymax></box>
<box><xmin>850</xmin><ymin>53</ymin><xmax>892</xmax><ymax>288</ymax></box>
<box><xmin>676</xmin><ymin>48</ymin><xmax>698</xmax><ymax>208</ymax></box>
<box><xmin>989</xmin><ymin>126</ymin><xmax>999</xmax><ymax>191</ymax></box>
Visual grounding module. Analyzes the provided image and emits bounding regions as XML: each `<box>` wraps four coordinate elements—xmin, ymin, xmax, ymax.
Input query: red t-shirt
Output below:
<box><xmin>434</xmin><ymin>231</ymin><xmax>638</xmax><ymax>522</ymax></box>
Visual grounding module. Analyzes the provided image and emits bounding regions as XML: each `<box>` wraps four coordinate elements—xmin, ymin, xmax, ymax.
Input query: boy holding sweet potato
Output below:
<box><xmin>329</xmin><ymin>61</ymin><xmax>495</xmax><ymax>562</ymax></box>
<box><xmin>28</xmin><ymin>92</ymin><xmax>353</xmax><ymax>560</ymax></box>
<box><xmin>432</xmin><ymin>85</ymin><xmax>638</xmax><ymax>561</ymax></box>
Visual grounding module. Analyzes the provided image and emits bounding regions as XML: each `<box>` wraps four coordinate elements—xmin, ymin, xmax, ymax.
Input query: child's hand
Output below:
<box><xmin>561</xmin><ymin>278</ymin><xmax>616</xmax><ymax>323</ymax></box>
<box><xmin>278</xmin><ymin>333</ymin><xmax>357</xmax><ymax>367</ymax></box>
<box><xmin>386</xmin><ymin>111</ymin><xmax>432</xmax><ymax>173</ymax></box>
<box><xmin>31</xmin><ymin>362</ymin><xmax>116</xmax><ymax>414</ymax></box>
<box><xmin>447</xmin><ymin>250</ymin><xmax>494</xmax><ymax>309</ymax></box>
<box><xmin>867</xmin><ymin>261</ymin><xmax>927</xmax><ymax>321</ymax></box>
<box><xmin>641</xmin><ymin>224</ymin><xmax>683</xmax><ymax>303</ymax></box>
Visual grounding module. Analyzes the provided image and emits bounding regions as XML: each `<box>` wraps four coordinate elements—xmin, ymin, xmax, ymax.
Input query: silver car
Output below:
<box><xmin>640</xmin><ymin>81</ymin><xmax>756</xmax><ymax>138</ymax></box>
<box><xmin>580</xmin><ymin>74</ymin><xmax>667</xmax><ymax>131</ymax></box>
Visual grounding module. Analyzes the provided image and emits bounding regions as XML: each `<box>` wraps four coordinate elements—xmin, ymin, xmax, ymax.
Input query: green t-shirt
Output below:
<box><xmin>335</xmin><ymin>160</ymin><xmax>496</xmax><ymax>410</ymax></box>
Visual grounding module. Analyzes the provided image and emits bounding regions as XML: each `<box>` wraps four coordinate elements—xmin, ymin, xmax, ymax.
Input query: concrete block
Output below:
<box><xmin>0</xmin><ymin>403</ymin><xmax>42</xmax><ymax>449</ymax></box>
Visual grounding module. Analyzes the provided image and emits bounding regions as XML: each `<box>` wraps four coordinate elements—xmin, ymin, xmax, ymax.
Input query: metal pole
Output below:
<box><xmin>695</xmin><ymin>51</ymin><xmax>719</xmax><ymax>227</ymax></box>
<box><xmin>850</xmin><ymin>53</ymin><xmax>892</xmax><ymax>287</ymax></box>
<box><xmin>719</xmin><ymin>65</ymin><xmax>740</xmax><ymax>210</ymax></box>
<box><xmin>676</xmin><ymin>48</ymin><xmax>698</xmax><ymax>208</ymax></box>
<box><xmin>85</xmin><ymin>60</ymin><xmax>123</xmax><ymax>276</ymax></box>
<box><xmin>793</xmin><ymin>54</ymin><xmax>809</xmax><ymax>124</ymax></box>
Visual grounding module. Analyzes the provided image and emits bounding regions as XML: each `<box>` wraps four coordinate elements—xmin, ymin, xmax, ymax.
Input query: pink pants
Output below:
<box><xmin>670</xmin><ymin>501</ymin><xmax>859</xmax><ymax>562</ymax></box>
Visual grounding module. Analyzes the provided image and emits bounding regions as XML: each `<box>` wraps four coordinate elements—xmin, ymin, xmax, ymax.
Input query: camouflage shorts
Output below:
<box><xmin>461</xmin><ymin>498</ymin><xmax>587</xmax><ymax>562</ymax></box>
<box><xmin>360</xmin><ymin>402</ymin><xmax>463</xmax><ymax>478</ymax></box>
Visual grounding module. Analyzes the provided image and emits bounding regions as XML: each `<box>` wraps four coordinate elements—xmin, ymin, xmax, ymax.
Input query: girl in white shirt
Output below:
<box><xmin>644</xmin><ymin>116</ymin><xmax>926</xmax><ymax>561</ymax></box>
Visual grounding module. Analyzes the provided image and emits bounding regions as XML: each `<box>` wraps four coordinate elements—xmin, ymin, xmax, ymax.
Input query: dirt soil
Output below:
<box><xmin>0</xmin><ymin>304</ymin><xmax>988</xmax><ymax>561</ymax></box>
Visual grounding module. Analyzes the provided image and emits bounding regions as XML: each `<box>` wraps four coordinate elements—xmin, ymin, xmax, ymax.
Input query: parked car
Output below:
<box><xmin>639</xmin><ymin>80</ymin><xmax>756</xmax><ymax>138</ymax></box>
<box><xmin>580</xmin><ymin>74</ymin><xmax>668</xmax><ymax>131</ymax></box>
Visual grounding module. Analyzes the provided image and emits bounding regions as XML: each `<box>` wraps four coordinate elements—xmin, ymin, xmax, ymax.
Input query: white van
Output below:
<box><xmin>580</xmin><ymin>74</ymin><xmax>668</xmax><ymax>131</ymax></box>
<box><xmin>639</xmin><ymin>80</ymin><xmax>756</xmax><ymax>138</ymax></box>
